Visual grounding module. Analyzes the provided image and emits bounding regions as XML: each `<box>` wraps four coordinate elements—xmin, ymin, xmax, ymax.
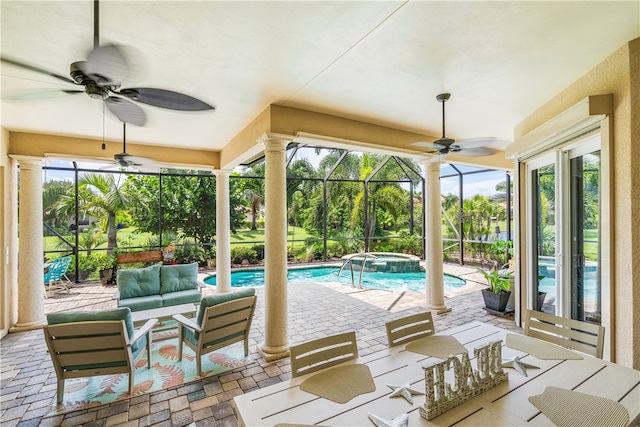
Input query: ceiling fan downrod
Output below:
<box><xmin>94</xmin><ymin>0</ymin><xmax>100</xmax><ymax>49</ymax></box>
<box><xmin>436</xmin><ymin>93</ymin><xmax>450</xmax><ymax>139</ymax></box>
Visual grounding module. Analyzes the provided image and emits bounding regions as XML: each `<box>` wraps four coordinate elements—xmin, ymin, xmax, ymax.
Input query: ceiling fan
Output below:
<box><xmin>1</xmin><ymin>0</ymin><xmax>214</xmax><ymax>127</ymax></box>
<box><xmin>101</xmin><ymin>122</ymin><xmax>164</xmax><ymax>172</ymax></box>
<box><xmin>412</xmin><ymin>93</ymin><xmax>506</xmax><ymax>157</ymax></box>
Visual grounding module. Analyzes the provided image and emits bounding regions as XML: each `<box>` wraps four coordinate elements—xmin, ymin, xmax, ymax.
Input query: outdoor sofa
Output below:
<box><xmin>114</xmin><ymin>262</ymin><xmax>204</xmax><ymax>311</ymax></box>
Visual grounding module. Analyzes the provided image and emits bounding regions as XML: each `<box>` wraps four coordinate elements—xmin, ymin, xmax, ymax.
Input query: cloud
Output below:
<box><xmin>440</xmin><ymin>173</ymin><xmax>504</xmax><ymax>198</ymax></box>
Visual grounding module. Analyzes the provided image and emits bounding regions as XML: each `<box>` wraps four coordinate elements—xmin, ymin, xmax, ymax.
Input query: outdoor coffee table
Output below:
<box><xmin>131</xmin><ymin>303</ymin><xmax>198</xmax><ymax>338</ymax></box>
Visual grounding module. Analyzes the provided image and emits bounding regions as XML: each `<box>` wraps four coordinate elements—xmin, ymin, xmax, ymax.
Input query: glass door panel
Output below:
<box><xmin>533</xmin><ymin>163</ymin><xmax>556</xmax><ymax>314</ymax></box>
<box><xmin>570</xmin><ymin>150</ymin><xmax>601</xmax><ymax>323</ymax></box>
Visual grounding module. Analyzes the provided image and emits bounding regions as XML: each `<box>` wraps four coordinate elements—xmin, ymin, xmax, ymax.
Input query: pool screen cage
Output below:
<box><xmin>40</xmin><ymin>143</ymin><xmax>512</xmax><ymax>282</ymax></box>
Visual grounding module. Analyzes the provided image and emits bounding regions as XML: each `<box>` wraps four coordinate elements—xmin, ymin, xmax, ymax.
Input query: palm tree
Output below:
<box><xmin>43</xmin><ymin>180</ymin><xmax>74</xmax><ymax>229</ymax></box>
<box><xmin>79</xmin><ymin>173</ymin><xmax>129</xmax><ymax>252</ymax></box>
<box><xmin>286</xmin><ymin>158</ymin><xmax>318</xmax><ymax>204</ymax></box>
<box><xmin>242</xmin><ymin>163</ymin><xmax>265</xmax><ymax>231</ymax></box>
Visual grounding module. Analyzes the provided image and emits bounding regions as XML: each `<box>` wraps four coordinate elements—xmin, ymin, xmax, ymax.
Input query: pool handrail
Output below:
<box><xmin>338</xmin><ymin>252</ymin><xmax>384</xmax><ymax>289</ymax></box>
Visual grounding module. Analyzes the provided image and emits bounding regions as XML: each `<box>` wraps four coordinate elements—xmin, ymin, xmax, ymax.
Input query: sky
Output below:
<box><xmin>440</xmin><ymin>169</ymin><xmax>506</xmax><ymax>198</ymax></box>
<box><xmin>42</xmin><ymin>156</ymin><xmax>508</xmax><ymax>199</ymax></box>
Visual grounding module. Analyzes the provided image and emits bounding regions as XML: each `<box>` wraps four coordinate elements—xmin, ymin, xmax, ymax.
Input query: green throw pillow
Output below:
<box><xmin>160</xmin><ymin>263</ymin><xmax>198</xmax><ymax>294</ymax></box>
<box><xmin>117</xmin><ymin>264</ymin><xmax>161</xmax><ymax>299</ymax></box>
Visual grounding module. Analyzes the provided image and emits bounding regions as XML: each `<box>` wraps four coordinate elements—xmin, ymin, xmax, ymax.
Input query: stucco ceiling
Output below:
<box><xmin>1</xmin><ymin>1</ymin><xmax>638</xmax><ymax>157</ymax></box>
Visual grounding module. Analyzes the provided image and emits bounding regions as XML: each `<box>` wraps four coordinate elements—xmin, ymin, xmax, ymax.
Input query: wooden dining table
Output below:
<box><xmin>233</xmin><ymin>321</ymin><xmax>640</xmax><ymax>426</ymax></box>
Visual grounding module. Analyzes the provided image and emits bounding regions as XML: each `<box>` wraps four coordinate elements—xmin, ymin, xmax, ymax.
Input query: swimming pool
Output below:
<box><xmin>203</xmin><ymin>266</ymin><xmax>466</xmax><ymax>292</ymax></box>
<box><xmin>537</xmin><ymin>257</ymin><xmax>599</xmax><ymax>301</ymax></box>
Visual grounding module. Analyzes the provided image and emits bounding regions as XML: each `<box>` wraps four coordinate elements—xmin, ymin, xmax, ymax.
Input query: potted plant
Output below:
<box><xmin>162</xmin><ymin>243</ymin><xmax>176</xmax><ymax>263</ymax></box>
<box><xmin>478</xmin><ymin>266</ymin><xmax>514</xmax><ymax>314</ymax></box>
<box><xmin>96</xmin><ymin>254</ymin><xmax>117</xmax><ymax>285</ymax></box>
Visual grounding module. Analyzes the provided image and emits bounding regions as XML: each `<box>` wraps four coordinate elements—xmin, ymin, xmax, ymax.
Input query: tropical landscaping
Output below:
<box><xmin>39</xmin><ymin>145</ymin><xmax>523</xmax><ymax>282</ymax></box>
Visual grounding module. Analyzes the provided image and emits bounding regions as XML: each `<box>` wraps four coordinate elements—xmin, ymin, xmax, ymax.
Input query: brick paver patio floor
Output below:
<box><xmin>1</xmin><ymin>262</ymin><xmax>522</xmax><ymax>427</ymax></box>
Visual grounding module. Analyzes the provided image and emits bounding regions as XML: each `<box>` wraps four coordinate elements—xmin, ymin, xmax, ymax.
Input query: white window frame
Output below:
<box><xmin>508</xmin><ymin>95</ymin><xmax>613</xmax><ymax>360</ymax></box>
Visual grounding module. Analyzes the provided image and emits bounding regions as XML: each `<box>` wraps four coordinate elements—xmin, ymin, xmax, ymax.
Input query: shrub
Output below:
<box><xmin>398</xmin><ymin>231</ymin><xmax>423</xmax><ymax>256</ymax></box>
<box><xmin>231</xmin><ymin>246</ymin><xmax>257</xmax><ymax>264</ymax></box>
<box><xmin>296</xmin><ymin>241</ymin><xmax>322</xmax><ymax>261</ymax></box>
<box><xmin>203</xmin><ymin>244</ymin><xmax>216</xmax><ymax>260</ymax></box>
<box><xmin>251</xmin><ymin>244</ymin><xmax>265</xmax><ymax>260</ymax></box>
<box><xmin>174</xmin><ymin>244</ymin><xmax>206</xmax><ymax>265</ymax></box>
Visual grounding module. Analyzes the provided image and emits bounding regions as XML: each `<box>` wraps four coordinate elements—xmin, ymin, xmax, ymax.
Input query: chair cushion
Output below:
<box><xmin>118</xmin><ymin>295</ymin><xmax>163</xmax><ymax>312</ymax></box>
<box><xmin>117</xmin><ymin>264</ymin><xmax>161</xmax><ymax>299</ymax></box>
<box><xmin>46</xmin><ymin>307</ymin><xmax>140</xmax><ymax>352</ymax></box>
<box><xmin>161</xmin><ymin>289</ymin><xmax>202</xmax><ymax>307</ymax></box>
<box><xmin>160</xmin><ymin>263</ymin><xmax>199</xmax><ymax>294</ymax></box>
<box><xmin>182</xmin><ymin>288</ymin><xmax>255</xmax><ymax>345</ymax></box>
<box><xmin>195</xmin><ymin>288</ymin><xmax>256</xmax><ymax>331</ymax></box>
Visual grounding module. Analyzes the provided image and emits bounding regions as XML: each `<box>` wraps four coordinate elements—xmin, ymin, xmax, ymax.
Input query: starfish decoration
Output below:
<box><xmin>368</xmin><ymin>412</ymin><xmax>409</xmax><ymax>427</ymax></box>
<box><xmin>386</xmin><ymin>382</ymin><xmax>424</xmax><ymax>404</ymax></box>
<box><xmin>501</xmin><ymin>356</ymin><xmax>540</xmax><ymax>377</ymax></box>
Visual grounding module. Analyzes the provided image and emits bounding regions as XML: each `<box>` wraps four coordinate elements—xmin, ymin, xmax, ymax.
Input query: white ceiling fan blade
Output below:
<box><xmin>455</xmin><ymin>137</ymin><xmax>511</xmax><ymax>148</ymax></box>
<box><xmin>133</xmin><ymin>163</ymin><xmax>163</xmax><ymax>173</ymax></box>
<box><xmin>120</xmin><ymin>154</ymin><xmax>155</xmax><ymax>165</ymax></box>
<box><xmin>98</xmin><ymin>163</ymin><xmax>119</xmax><ymax>170</ymax></box>
<box><xmin>411</xmin><ymin>140</ymin><xmax>446</xmax><ymax>153</ymax></box>
<box><xmin>453</xmin><ymin>146</ymin><xmax>498</xmax><ymax>157</ymax></box>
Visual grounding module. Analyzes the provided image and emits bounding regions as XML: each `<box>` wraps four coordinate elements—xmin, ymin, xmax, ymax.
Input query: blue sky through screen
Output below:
<box><xmin>43</xmin><ymin>157</ymin><xmax>508</xmax><ymax>199</ymax></box>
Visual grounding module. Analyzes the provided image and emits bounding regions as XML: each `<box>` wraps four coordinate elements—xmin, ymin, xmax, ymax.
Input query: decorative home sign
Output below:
<box><xmin>419</xmin><ymin>340</ymin><xmax>508</xmax><ymax>420</ymax></box>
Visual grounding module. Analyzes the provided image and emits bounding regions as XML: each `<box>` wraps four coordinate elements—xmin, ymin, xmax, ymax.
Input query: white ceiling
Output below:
<box><xmin>1</xmin><ymin>1</ymin><xmax>639</xmax><ymax>155</ymax></box>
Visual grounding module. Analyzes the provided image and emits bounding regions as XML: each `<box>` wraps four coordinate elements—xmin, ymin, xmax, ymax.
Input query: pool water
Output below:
<box><xmin>204</xmin><ymin>266</ymin><xmax>466</xmax><ymax>292</ymax></box>
<box><xmin>537</xmin><ymin>257</ymin><xmax>599</xmax><ymax>301</ymax></box>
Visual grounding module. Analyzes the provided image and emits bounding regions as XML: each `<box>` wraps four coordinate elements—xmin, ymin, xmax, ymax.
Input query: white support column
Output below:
<box><xmin>214</xmin><ymin>169</ymin><xmax>232</xmax><ymax>293</ymax></box>
<box><xmin>11</xmin><ymin>157</ymin><xmax>46</xmax><ymax>331</ymax></box>
<box><xmin>258</xmin><ymin>136</ymin><xmax>290</xmax><ymax>361</ymax></box>
<box><xmin>422</xmin><ymin>159</ymin><xmax>451</xmax><ymax>314</ymax></box>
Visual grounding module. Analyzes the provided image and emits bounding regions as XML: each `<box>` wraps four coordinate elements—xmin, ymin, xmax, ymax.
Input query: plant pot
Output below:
<box><xmin>99</xmin><ymin>267</ymin><xmax>116</xmax><ymax>286</ymax></box>
<box><xmin>207</xmin><ymin>259</ymin><xmax>216</xmax><ymax>268</ymax></box>
<box><xmin>481</xmin><ymin>289</ymin><xmax>511</xmax><ymax>313</ymax></box>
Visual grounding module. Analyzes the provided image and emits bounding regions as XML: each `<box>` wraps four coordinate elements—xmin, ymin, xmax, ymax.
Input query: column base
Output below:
<box><xmin>10</xmin><ymin>319</ymin><xmax>46</xmax><ymax>333</ymax></box>
<box><xmin>422</xmin><ymin>304</ymin><xmax>452</xmax><ymax>315</ymax></box>
<box><xmin>258</xmin><ymin>342</ymin><xmax>290</xmax><ymax>362</ymax></box>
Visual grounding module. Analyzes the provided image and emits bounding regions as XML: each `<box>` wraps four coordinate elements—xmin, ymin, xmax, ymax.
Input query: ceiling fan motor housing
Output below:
<box><xmin>436</xmin><ymin>93</ymin><xmax>451</xmax><ymax>103</ymax></box>
<box><xmin>84</xmin><ymin>83</ymin><xmax>109</xmax><ymax>100</ymax></box>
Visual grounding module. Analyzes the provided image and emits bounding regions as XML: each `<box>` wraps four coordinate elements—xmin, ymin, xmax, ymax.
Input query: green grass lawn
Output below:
<box><xmin>44</xmin><ymin>225</ymin><xmax>314</xmax><ymax>253</ymax></box>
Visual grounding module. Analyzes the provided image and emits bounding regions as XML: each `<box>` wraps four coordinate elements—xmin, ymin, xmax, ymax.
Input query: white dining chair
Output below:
<box><xmin>385</xmin><ymin>311</ymin><xmax>435</xmax><ymax>347</ymax></box>
<box><xmin>289</xmin><ymin>331</ymin><xmax>358</xmax><ymax>378</ymax></box>
<box><xmin>524</xmin><ymin>309</ymin><xmax>605</xmax><ymax>358</ymax></box>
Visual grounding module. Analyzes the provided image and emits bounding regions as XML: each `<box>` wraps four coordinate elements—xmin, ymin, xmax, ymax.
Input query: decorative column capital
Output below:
<box><xmin>213</xmin><ymin>169</ymin><xmax>233</xmax><ymax>178</ymax></box>
<box><xmin>260</xmin><ymin>133</ymin><xmax>292</xmax><ymax>152</ymax></box>
<box><xmin>10</xmin><ymin>155</ymin><xmax>44</xmax><ymax>169</ymax></box>
<box><xmin>419</xmin><ymin>157</ymin><xmax>442</xmax><ymax>168</ymax></box>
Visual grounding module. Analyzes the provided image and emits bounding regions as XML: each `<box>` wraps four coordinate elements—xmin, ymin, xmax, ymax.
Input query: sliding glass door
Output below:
<box><xmin>526</xmin><ymin>133</ymin><xmax>601</xmax><ymax>324</ymax></box>
<box><xmin>569</xmin><ymin>147</ymin><xmax>601</xmax><ymax>322</ymax></box>
<box><xmin>529</xmin><ymin>156</ymin><xmax>557</xmax><ymax>313</ymax></box>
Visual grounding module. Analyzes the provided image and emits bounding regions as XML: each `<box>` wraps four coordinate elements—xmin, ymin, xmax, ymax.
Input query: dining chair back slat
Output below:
<box><xmin>524</xmin><ymin>309</ymin><xmax>605</xmax><ymax>358</ymax></box>
<box><xmin>385</xmin><ymin>311</ymin><xmax>435</xmax><ymax>347</ymax></box>
<box><xmin>290</xmin><ymin>331</ymin><xmax>358</xmax><ymax>378</ymax></box>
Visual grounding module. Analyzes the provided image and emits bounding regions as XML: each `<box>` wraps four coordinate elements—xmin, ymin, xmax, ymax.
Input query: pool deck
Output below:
<box><xmin>1</xmin><ymin>262</ymin><xmax>521</xmax><ymax>427</ymax></box>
